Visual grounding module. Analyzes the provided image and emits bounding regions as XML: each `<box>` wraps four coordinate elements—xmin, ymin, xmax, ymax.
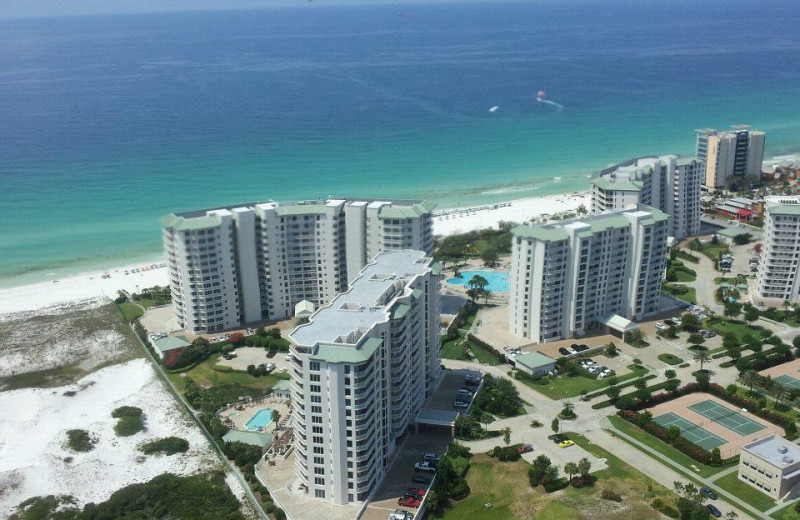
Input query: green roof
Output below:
<box><xmin>378</xmin><ymin>202</ymin><xmax>435</xmax><ymax>219</ymax></box>
<box><xmin>587</xmin><ymin>214</ymin><xmax>631</xmax><ymax>233</ymax></box>
<box><xmin>675</xmin><ymin>156</ymin><xmax>699</xmax><ymax>167</ymax></box>
<box><xmin>272</xmin><ymin>380</ymin><xmax>292</xmax><ymax>392</ymax></box>
<box><xmin>515</xmin><ymin>351</ymin><xmax>556</xmax><ymax>370</ymax></box>
<box><xmin>411</xmin><ymin>288</ymin><xmax>424</xmax><ymax>299</ymax></box>
<box><xmin>590</xmin><ymin>177</ymin><xmax>642</xmax><ymax>192</ymax></box>
<box><xmin>512</xmin><ymin>225</ymin><xmax>569</xmax><ymax>242</ymax></box>
<box><xmin>431</xmin><ymin>262</ymin><xmax>444</xmax><ymax>276</ymax></box>
<box><xmin>392</xmin><ymin>303</ymin><xmax>410</xmax><ymax>320</ymax></box>
<box><xmin>717</xmin><ymin>227</ymin><xmax>748</xmax><ymax>238</ymax></box>
<box><xmin>310</xmin><ymin>336</ymin><xmax>382</xmax><ymax>364</ymax></box>
<box><xmin>768</xmin><ymin>204</ymin><xmax>800</xmax><ymax>216</ymax></box>
<box><xmin>222</xmin><ymin>430</ymin><xmax>274</xmax><ymax>449</ymax></box>
<box><xmin>160</xmin><ymin>213</ymin><xmax>222</xmax><ymax>231</ymax></box>
<box><xmin>275</xmin><ymin>204</ymin><xmax>328</xmax><ymax>216</ymax></box>
<box><xmin>153</xmin><ymin>336</ymin><xmax>192</xmax><ymax>353</ymax></box>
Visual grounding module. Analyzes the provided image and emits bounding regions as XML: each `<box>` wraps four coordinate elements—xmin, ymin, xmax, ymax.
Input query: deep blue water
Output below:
<box><xmin>2</xmin><ymin>0</ymin><xmax>800</xmax><ymax>285</ymax></box>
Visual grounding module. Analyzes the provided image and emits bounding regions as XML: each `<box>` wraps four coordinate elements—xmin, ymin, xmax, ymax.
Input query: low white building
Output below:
<box><xmin>513</xmin><ymin>351</ymin><xmax>556</xmax><ymax>376</ymax></box>
<box><xmin>509</xmin><ymin>205</ymin><xmax>669</xmax><ymax>343</ymax></box>
<box><xmin>739</xmin><ymin>435</ymin><xmax>800</xmax><ymax>500</ymax></box>
<box><xmin>287</xmin><ymin>250</ymin><xmax>440</xmax><ymax>505</ymax></box>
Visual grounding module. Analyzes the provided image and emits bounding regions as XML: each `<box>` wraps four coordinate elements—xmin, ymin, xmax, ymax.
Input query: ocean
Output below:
<box><xmin>2</xmin><ymin>0</ymin><xmax>800</xmax><ymax>287</ymax></box>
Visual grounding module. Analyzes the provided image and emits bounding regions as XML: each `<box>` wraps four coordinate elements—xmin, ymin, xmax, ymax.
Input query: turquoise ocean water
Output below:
<box><xmin>1</xmin><ymin>0</ymin><xmax>800</xmax><ymax>287</ymax></box>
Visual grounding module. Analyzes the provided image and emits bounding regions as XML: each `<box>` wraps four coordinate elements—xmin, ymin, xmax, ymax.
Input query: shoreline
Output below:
<box><xmin>0</xmin><ymin>191</ymin><xmax>590</xmax><ymax>314</ymax></box>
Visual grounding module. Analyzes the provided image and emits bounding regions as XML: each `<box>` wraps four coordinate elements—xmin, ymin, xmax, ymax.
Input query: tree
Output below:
<box><xmin>607</xmin><ymin>385</ymin><xmax>621</xmax><ymax>401</ymax></box>
<box><xmin>724</xmin><ymin>302</ymin><xmax>742</xmax><ymax>320</ymax></box>
<box><xmin>771</xmin><ymin>385</ymin><xmax>789</xmax><ymax>408</ymax></box>
<box><xmin>743</xmin><ymin>370</ymin><xmax>759</xmax><ymax>396</ymax></box>
<box><xmin>577</xmin><ymin>458</ymin><xmax>591</xmax><ymax>483</ymax></box>
<box><xmin>627</xmin><ymin>329</ymin><xmax>646</xmax><ymax>347</ymax></box>
<box><xmin>665</xmin><ymin>369</ymin><xmax>677</xmax><ymax>380</ymax></box>
<box><xmin>665</xmin><ymin>379</ymin><xmax>681</xmax><ymax>392</ymax></box>
<box><xmin>606</xmin><ymin>343</ymin><xmax>618</xmax><ymax>357</ymax></box>
<box><xmin>745</xmin><ymin>306</ymin><xmax>760</xmax><ymax>325</ymax></box>
<box><xmin>560</xmin><ymin>402</ymin><xmax>576</xmax><ymax>419</ymax></box>
<box><xmin>468</xmin><ymin>274</ymin><xmax>489</xmax><ymax>293</ymax></box>
<box><xmin>502</xmin><ymin>427</ymin><xmax>511</xmax><ymax>446</ymax></box>
<box><xmin>688</xmin><ymin>333</ymin><xmax>705</xmax><ymax>345</ymax></box>
<box><xmin>634</xmin><ymin>378</ymin><xmax>648</xmax><ymax>391</ymax></box>
<box><xmin>272</xmin><ymin>410</ymin><xmax>281</xmax><ymax>428</ymax></box>
<box><xmin>695</xmin><ymin>370</ymin><xmax>711</xmax><ymax>390</ymax></box>
<box><xmin>733</xmin><ymin>233</ymin><xmax>752</xmax><ymax>246</ymax></box>
<box><xmin>466</xmin><ymin>288</ymin><xmax>480</xmax><ymax>303</ymax></box>
<box><xmin>693</xmin><ymin>348</ymin><xmax>711</xmax><ymax>372</ymax></box>
<box><xmin>564</xmin><ymin>462</ymin><xmax>578</xmax><ymax>483</ymax></box>
<box><xmin>481</xmin><ymin>248</ymin><xmax>499</xmax><ymax>266</ymax></box>
<box><xmin>551</xmin><ymin>418</ymin><xmax>560</xmax><ymax>434</ymax></box>
<box><xmin>529</xmin><ymin>455</ymin><xmax>553</xmax><ymax>487</ymax></box>
<box><xmin>681</xmin><ymin>314</ymin><xmax>701</xmax><ymax>332</ymax></box>
<box><xmin>483</xmin><ymin>289</ymin><xmax>493</xmax><ymax>304</ymax></box>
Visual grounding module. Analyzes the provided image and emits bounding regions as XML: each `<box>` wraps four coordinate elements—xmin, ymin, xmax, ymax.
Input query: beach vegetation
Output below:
<box><xmin>66</xmin><ymin>429</ymin><xmax>94</xmax><ymax>452</ymax></box>
<box><xmin>112</xmin><ymin>406</ymin><xmax>144</xmax><ymax>437</ymax></box>
<box><xmin>140</xmin><ymin>436</ymin><xmax>189</xmax><ymax>455</ymax></box>
<box><xmin>435</xmin><ymin>224</ymin><xmax>513</xmax><ymax>262</ymax></box>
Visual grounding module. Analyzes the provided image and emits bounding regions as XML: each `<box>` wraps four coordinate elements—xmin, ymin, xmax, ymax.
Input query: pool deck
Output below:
<box><xmin>219</xmin><ymin>396</ymin><xmax>290</xmax><ymax>434</ymax></box>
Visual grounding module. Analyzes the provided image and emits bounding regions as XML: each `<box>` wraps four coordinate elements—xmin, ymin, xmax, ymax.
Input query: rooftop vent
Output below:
<box><xmin>370</xmin><ymin>273</ymin><xmax>395</xmax><ymax>282</ymax></box>
<box><xmin>779</xmin><ymin>446</ymin><xmax>789</xmax><ymax>454</ymax></box>
<box><xmin>782</xmin><ymin>456</ymin><xmax>794</xmax><ymax>465</ymax></box>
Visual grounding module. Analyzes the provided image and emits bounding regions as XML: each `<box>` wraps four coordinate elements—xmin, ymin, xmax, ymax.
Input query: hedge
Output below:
<box><xmin>466</xmin><ymin>332</ymin><xmax>505</xmax><ymax>363</ymax></box>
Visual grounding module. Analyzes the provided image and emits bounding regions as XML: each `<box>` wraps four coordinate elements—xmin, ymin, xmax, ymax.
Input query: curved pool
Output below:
<box><xmin>445</xmin><ymin>270</ymin><xmax>510</xmax><ymax>292</ymax></box>
<box><xmin>245</xmin><ymin>409</ymin><xmax>275</xmax><ymax>430</ymax></box>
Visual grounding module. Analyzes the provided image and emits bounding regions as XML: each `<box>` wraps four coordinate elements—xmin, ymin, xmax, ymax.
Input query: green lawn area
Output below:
<box><xmin>712</xmin><ymin>472</ymin><xmax>775</xmax><ymax>512</ymax></box>
<box><xmin>662</xmin><ymin>284</ymin><xmax>697</xmax><ymax>304</ymax></box>
<box><xmin>706</xmin><ymin>319</ymin><xmax>763</xmax><ymax>338</ymax></box>
<box><xmin>698</xmin><ymin>243</ymin><xmax>730</xmax><ymax>263</ymax></box>
<box><xmin>166</xmin><ymin>353</ymin><xmax>286</xmax><ymax>395</ymax></box>
<box><xmin>770</xmin><ymin>502</ymin><xmax>799</xmax><ymax>519</ymax></box>
<box><xmin>441</xmin><ymin>337</ymin><xmax>469</xmax><ymax>360</ymax></box>
<box><xmin>521</xmin><ymin>365</ymin><xmax>647</xmax><ymax>399</ymax></box>
<box><xmin>606</xmin><ymin>416</ymin><xmax>726</xmax><ymax>478</ymax></box>
<box><xmin>469</xmin><ymin>343</ymin><xmax>500</xmax><ymax>365</ymax></box>
<box><xmin>657</xmin><ymin>353</ymin><xmax>684</xmax><ymax>365</ymax></box>
<box><xmin>117</xmin><ymin>302</ymin><xmax>144</xmax><ymax>323</ymax></box>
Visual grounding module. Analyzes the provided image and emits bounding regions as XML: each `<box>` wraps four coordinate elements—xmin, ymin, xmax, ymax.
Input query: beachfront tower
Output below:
<box><xmin>696</xmin><ymin>126</ymin><xmax>765</xmax><ymax>190</ymax></box>
<box><xmin>589</xmin><ymin>155</ymin><xmax>702</xmax><ymax>240</ymax></box>
<box><xmin>756</xmin><ymin>196</ymin><xmax>800</xmax><ymax>304</ymax></box>
<box><xmin>287</xmin><ymin>250</ymin><xmax>440</xmax><ymax>505</ymax></box>
<box><xmin>509</xmin><ymin>205</ymin><xmax>669</xmax><ymax>342</ymax></box>
<box><xmin>161</xmin><ymin>198</ymin><xmax>435</xmax><ymax>334</ymax></box>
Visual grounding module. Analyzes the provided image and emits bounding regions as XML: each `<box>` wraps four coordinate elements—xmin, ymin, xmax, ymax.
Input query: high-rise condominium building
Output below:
<box><xmin>161</xmin><ymin>198</ymin><xmax>435</xmax><ymax>333</ymax></box>
<box><xmin>756</xmin><ymin>196</ymin><xmax>800</xmax><ymax>303</ymax></box>
<box><xmin>287</xmin><ymin>250</ymin><xmax>440</xmax><ymax>505</ymax></box>
<box><xmin>590</xmin><ymin>155</ymin><xmax>702</xmax><ymax>240</ymax></box>
<box><xmin>509</xmin><ymin>205</ymin><xmax>670</xmax><ymax>342</ymax></box>
<box><xmin>696</xmin><ymin>126</ymin><xmax>765</xmax><ymax>190</ymax></box>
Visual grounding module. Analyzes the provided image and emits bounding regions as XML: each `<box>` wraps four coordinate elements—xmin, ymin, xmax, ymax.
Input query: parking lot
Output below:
<box><xmin>426</xmin><ymin>369</ymin><xmax>482</xmax><ymax>412</ymax></box>
<box><xmin>360</xmin><ymin>429</ymin><xmax>452</xmax><ymax>520</ymax></box>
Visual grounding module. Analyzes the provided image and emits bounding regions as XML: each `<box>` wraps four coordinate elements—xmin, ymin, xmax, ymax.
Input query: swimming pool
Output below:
<box><xmin>445</xmin><ymin>270</ymin><xmax>510</xmax><ymax>292</ymax></box>
<box><xmin>245</xmin><ymin>409</ymin><xmax>275</xmax><ymax>430</ymax></box>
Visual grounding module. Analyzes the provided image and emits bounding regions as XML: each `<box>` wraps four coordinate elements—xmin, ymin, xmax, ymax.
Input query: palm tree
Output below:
<box><xmin>693</xmin><ymin>348</ymin><xmax>711</xmax><ymax>371</ymax></box>
<box><xmin>771</xmin><ymin>385</ymin><xmax>788</xmax><ymax>408</ymax></box>
<box><xmin>577</xmin><ymin>458</ymin><xmax>591</xmax><ymax>483</ymax></box>
<box><xmin>502</xmin><ymin>427</ymin><xmax>511</xmax><ymax>446</ymax></box>
<box><xmin>564</xmin><ymin>462</ymin><xmax>578</xmax><ymax>483</ymax></box>
<box><xmin>743</xmin><ymin>370</ymin><xmax>759</xmax><ymax>396</ymax></box>
<box><xmin>483</xmin><ymin>289</ymin><xmax>493</xmax><ymax>304</ymax></box>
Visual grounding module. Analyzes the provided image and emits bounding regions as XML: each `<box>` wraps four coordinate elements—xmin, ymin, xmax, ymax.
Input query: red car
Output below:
<box><xmin>517</xmin><ymin>444</ymin><xmax>534</xmax><ymax>454</ymax></box>
<box><xmin>407</xmin><ymin>487</ymin><xmax>426</xmax><ymax>496</ymax></box>
<box><xmin>398</xmin><ymin>496</ymin><xmax>420</xmax><ymax>508</ymax></box>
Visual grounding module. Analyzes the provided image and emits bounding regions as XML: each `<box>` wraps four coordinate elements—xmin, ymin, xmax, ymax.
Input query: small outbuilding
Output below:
<box><xmin>152</xmin><ymin>335</ymin><xmax>191</xmax><ymax>360</ymax></box>
<box><xmin>513</xmin><ymin>351</ymin><xmax>556</xmax><ymax>376</ymax></box>
<box><xmin>272</xmin><ymin>379</ymin><xmax>292</xmax><ymax>400</ymax></box>
<box><xmin>600</xmin><ymin>314</ymin><xmax>638</xmax><ymax>339</ymax></box>
<box><xmin>295</xmin><ymin>300</ymin><xmax>315</xmax><ymax>319</ymax></box>
<box><xmin>222</xmin><ymin>430</ymin><xmax>274</xmax><ymax>453</ymax></box>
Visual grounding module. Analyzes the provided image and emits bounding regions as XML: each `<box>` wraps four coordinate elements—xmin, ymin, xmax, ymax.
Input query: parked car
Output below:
<box><xmin>423</xmin><ymin>453</ymin><xmax>440</xmax><ymax>463</ymax></box>
<box><xmin>552</xmin><ymin>434</ymin><xmax>568</xmax><ymax>444</ymax></box>
<box><xmin>412</xmin><ymin>476</ymin><xmax>431</xmax><ymax>485</ymax></box>
<box><xmin>559</xmin><ymin>347</ymin><xmax>572</xmax><ymax>356</ymax></box>
<box><xmin>389</xmin><ymin>510</ymin><xmax>414</xmax><ymax>520</ymax></box>
<box><xmin>398</xmin><ymin>496</ymin><xmax>420</xmax><ymax>508</ymax></box>
<box><xmin>414</xmin><ymin>462</ymin><xmax>436</xmax><ymax>473</ymax></box>
<box><xmin>403</xmin><ymin>492</ymin><xmax>423</xmax><ymax>501</ymax></box>
<box><xmin>655</xmin><ymin>323</ymin><xmax>667</xmax><ymax>331</ymax></box>
<box><xmin>700</xmin><ymin>487</ymin><xmax>718</xmax><ymax>500</ymax></box>
<box><xmin>700</xmin><ymin>330</ymin><xmax>716</xmax><ymax>338</ymax></box>
<box><xmin>517</xmin><ymin>444</ymin><xmax>534</xmax><ymax>454</ymax></box>
<box><xmin>707</xmin><ymin>504</ymin><xmax>722</xmax><ymax>518</ymax></box>
<box><xmin>408</xmin><ymin>487</ymin><xmax>427</xmax><ymax>496</ymax></box>
<box><xmin>454</xmin><ymin>400</ymin><xmax>469</xmax><ymax>409</ymax></box>
<box><xmin>559</xmin><ymin>440</ymin><xmax>575</xmax><ymax>448</ymax></box>
<box><xmin>466</xmin><ymin>374</ymin><xmax>481</xmax><ymax>384</ymax></box>
<box><xmin>266</xmin><ymin>349</ymin><xmax>277</xmax><ymax>358</ymax></box>
<box><xmin>574</xmin><ymin>344</ymin><xmax>589</xmax><ymax>352</ymax></box>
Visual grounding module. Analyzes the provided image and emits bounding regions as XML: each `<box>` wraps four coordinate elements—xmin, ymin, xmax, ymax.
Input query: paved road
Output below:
<box><xmin>443</xmin><ymin>358</ymin><xmax>759</xmax><ymax>519</ymax></box>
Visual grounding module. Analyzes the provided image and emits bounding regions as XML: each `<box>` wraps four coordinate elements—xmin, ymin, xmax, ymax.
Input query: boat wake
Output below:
<box><xmin>537</xmin><ymin>97</ymin><xmax>564</xmax><ymax>111</ymax></box>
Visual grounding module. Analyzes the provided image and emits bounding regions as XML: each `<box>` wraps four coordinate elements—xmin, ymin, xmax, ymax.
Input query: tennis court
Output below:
<box><xmin>688</xmin><ymin>400</ymin><xmax>766</xmax><ymax>436</ymax></box>
<box><xmin>774</xmin><ymin>374</ymin><xmax>800</xmax><ymax>390</ymax></box>
<box><xmin>653</xmin><ymin>412</ymin><xmax>727</xmax><ymax>450</ymax></box>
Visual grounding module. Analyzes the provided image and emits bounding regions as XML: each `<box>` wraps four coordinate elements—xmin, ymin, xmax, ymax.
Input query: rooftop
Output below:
<box><xmin>289</xmin><ymin>250</ymin><xmax>431</xmax><ymax>358</ymax></box>
<box><xmin>515</xmin><ymin>351</ymin><xmax>556</xmax><ymax>370</ymax></box>
<box><xmin>765</xmin><ymin>195</ymin><xmax>800</xmax><ymax>216</ymax></box>
<box><xmin>512</xmin><ymin>204</ymin><xmax>669</xmax><ymax>242</ymax></box>
<box><xmin>743</xmin><ymin>435</ymin><xmax>800</xmax><ymax>468</ymax></box>
<box><xmin>153</xmin><ymin>335</ymin><xmax>192</xmax><ymax>353</ymax></box>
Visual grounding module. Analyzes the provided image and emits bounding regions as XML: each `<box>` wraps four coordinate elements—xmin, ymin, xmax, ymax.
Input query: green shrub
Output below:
<box><xmin>140</xmin><ymin>436</ymin><xmax>189</xmax><ymax>455</ymax></box>
<box><xmin>212</xmin><ymin>365</ymin><xmax>233</xmax><ymax>373</ymax></box>
<box><xmin>112</xmin><ymin>406</ymin><xmax>143</xmax><ymax>418</ymax></box>
<box><xmin>67</xmin><ymin>429</ymin><xmax>93</xmax><ymax>452</ymax></box>
<box><xmin>114</xmin><ymin>416</ymin><xmax>144</xmax><ymax>437</ymax></box>
<box><xmin>542</xmin><ymin>478</ymin><xmax>569</xmax><ymax>492</ymax></box>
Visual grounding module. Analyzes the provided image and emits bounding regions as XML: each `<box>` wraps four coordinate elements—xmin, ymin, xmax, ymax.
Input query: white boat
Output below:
<box><xmin>489</xmin><ymin>105</ymin><xmax>499</xmax><ymax>113</ymax></box>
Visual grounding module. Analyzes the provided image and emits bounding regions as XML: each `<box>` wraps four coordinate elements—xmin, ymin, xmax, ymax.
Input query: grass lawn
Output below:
<box><xmin>770</xmin><ymin>502</ymin><xmax>799</xmax><ymax>519</ymax></box>
<box><xmin>706</xmin><ymin>319</ymin><xmax>763</xmax><ymax>338</ymax></box>
<box><xmin>712</xmin><ymin>472</ymin><xmax>775</xmax><ymax>512</ymax></box>
<box><xmin>166</xmin><ymin>353</ymin><xmax>285</xmax><ymax>395</ymax></box>
<box><xmin>657</xmin><ymin>353</ymin><xmax>684</xmax><ymax>365</ymax></box>
<box><xmin>698</xmin><ymin>243</ymin><xmax>730</xmax><ymax>263</ymax></box>
<box><xmin>117</xmin><ymin>302</ymin><xmax>144</xmax><ymax>323</ymax></box>
<box><xmin>441</xmin><ymin>337</ymin><xmax>469</xmax><ymax>360</ymax></box>
<box><xmin>673</xmin><ymin>269</ymin><xmax>697</xmax><ymax>282</ymax></box>
<box><xmin>662</xmin><ymin>284</ymin><xmax>697</xmax><ymax>304</ymax></box>
<box><xmin>521</xmin><ymin>365</ymin><xmax>647</xmax><ymax>399</ymax></box>
<box><xmin>469</xmin><ymin>343</ymin><xmax>500</xmax><ymax>365</ymax></box>
<box><xmin>606</xmin><ymin>416</ymin><xmax>726</xmax><ymax>478</ymax></box>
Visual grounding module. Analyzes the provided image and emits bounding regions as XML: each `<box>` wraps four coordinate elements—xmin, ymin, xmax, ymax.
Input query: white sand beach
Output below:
<box><xmin>433</xmin><ymin>191</ymin><xmax>590</xmax><ymax>236</ymax></box>
<box><xmin>0</xmin><ymin>192</ymin><xmax>589</xmax><ymax>315</ymax></box>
